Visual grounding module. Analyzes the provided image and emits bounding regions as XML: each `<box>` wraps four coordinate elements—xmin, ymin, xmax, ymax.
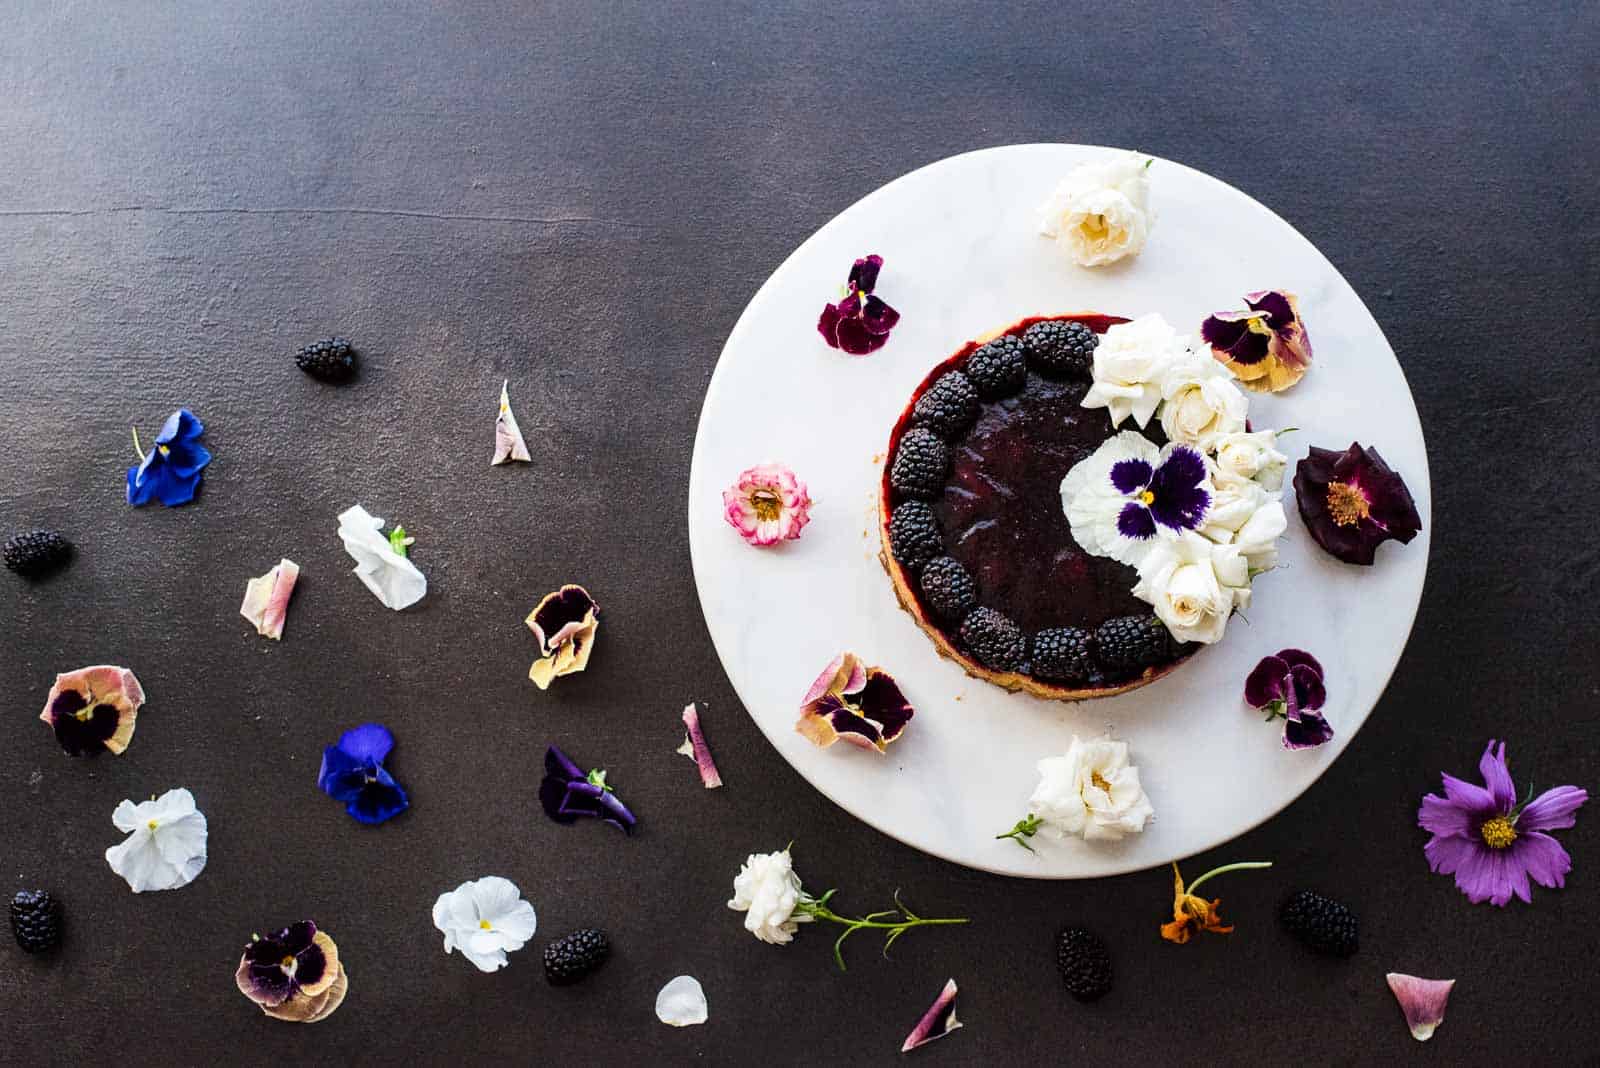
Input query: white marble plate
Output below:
<box><xmin>687</xmin><ymin>144</ymin><xmax>1429</xmax><ymax>878</ymax></box>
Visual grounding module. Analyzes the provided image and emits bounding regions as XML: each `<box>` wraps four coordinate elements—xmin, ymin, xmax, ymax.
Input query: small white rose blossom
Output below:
<box><xmin>432</xmin><ymin>876</ymin><xmax>538</xmax><ymax>972</ymax></box>
<box><xmin>1211</xmin><ymin>429</ymin><xmax>1288</xmax><ymax>491</ymax></box>
<box><xmin>1026</xmin><ymin>735</ymin><xmax>1155</xmax><ymax>842</ymax></box>
<box><xmin>1038</xmin><ymin>152</ymin><xmax>1154</xmax><ymax>267</ymax></box>
<box><xmin>1081</xmin><ymin>314</ymin><xmax>1194</xmax><ymax>428</ymax></box>
<box><xmin>1158</xmin><ymin>354</ymin><xmax>1249</xmax><ymax>451</ymax></box>
<box><xmin>104</xmin><ymin>787</ymin><xmax>208</xmax><ymax>892</ymax></box>
<box><xmin>727</xmin><ymin>848</ymin><xmax>813</xmax><ymax>945</ymax></box>
<box><xmin>1132</xmin><ymin>530</ymin><xmax>1251</xmax><ymax>645</ymax></box>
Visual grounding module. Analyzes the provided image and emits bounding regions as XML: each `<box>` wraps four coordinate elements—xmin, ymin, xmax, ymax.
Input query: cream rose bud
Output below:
<box><xmin>1132</xmin><ymin>531</ymin><xmax>1250</xmax><ymax>645</ymax></box>
<box><xmin>1081</xmin><ymin>313</ymin><xmax>1192</xmax><ymax>428</ymax></box>
<box><xmin>727</xmin><ymin>848</ymin><xmax>813</xmax><ymax>945</ymax></box>
<box><xmin>1158</xmin><ymin>355</ymin><xmax>1249</xmax><ymax>451</ymax></box>
<box><xmin>1212</xmin><ymin>430</ymin><xmax>1288</xmax><ymax>491</ymax></box>
<box><xmin>1028</xmin><ymin>734</ymin><xmax>1154</xmax><ymax>842</ymax></box>
<box><xmin>1038</xmin><ymin>152</ymin><xmax>1154</xmax><ymax>267</ymax></box>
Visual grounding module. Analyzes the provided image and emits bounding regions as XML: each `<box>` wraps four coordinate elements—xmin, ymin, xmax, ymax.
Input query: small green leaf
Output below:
<box><xmin>387</xmin><ymin>525</ymin><xmax>415</xmax><ymax>557</ymax></box>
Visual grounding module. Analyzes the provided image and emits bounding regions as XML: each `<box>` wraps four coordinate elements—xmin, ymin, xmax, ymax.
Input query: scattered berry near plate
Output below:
<box><xmin>1279</xmin><ymin>889</ymin><xmax>1358</xmax><ymax>957</ymax></box>
<box><xmin>295</xmin><ymin>336</ymin><xmax>358</xmax><ymax>383</ymax></box>
<box><xmin>10</xmin><ymin>890</ymin><xmax>62</xmax><ymax>954</ymax></box>
<box><xmin>1055</xmin><ymin>926</ymin><xmax>1112</xmax><ymax>1001</ymax></box>
<box><xmin>542</xmin><ymin>927</ymin><xmax>610</xmax><ymax>986</ymax></box>
<box><xmin>3</xmin><ymin>530</ymin><xmax>72</xmax><ymax>579</ymax></box>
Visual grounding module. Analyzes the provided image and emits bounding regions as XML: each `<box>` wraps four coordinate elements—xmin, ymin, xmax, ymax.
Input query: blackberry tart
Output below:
<box><xmin>878</xmin><ymin>313</ymin><xmax>1192</xmax><ymax>699</ymax></box>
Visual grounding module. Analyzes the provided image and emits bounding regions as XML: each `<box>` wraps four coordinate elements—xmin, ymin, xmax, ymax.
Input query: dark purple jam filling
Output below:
<box><xmin>932</xmin><ymin>371</ymin><xmax>1160</xmax><ymax>634</ymax></box>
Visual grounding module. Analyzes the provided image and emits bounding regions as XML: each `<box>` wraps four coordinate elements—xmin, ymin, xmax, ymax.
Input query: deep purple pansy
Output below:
<box><xmin>317</xmin><ymin>723</ymin><xmax>409</xmax><ymax>825</ymax></box>
<box><xmin>539</xmin><ymin>744</ymin><xmax>636</xmax><ymax>833</ymax></box>
<box><xmin>1110</xmin><ymin>444</ymin><xmax>1211</xmax><ymax>541</ymax></box>
<box><xmin>1201</xmin><ymin>289</ymin><xmax>1313</xmax><ymax>393</ymax></box>
<box><xmin>795</xmin><ymin>652</ymin><xmax>914</xmax><ymax>753</ymax></box>
<box><xmin>127</xmin><ymin>408</ymin><xmax>211</xmax><ymax>507</ymax></box>
<box><xmin>1418</xmin><ymin>740</ymin><xmax>1588</xmax><ymax>907</ymax></box>
<box><xmin>817</xmin><ymin>254</ymin><xmax>900</xmax><ymax>355</ymax></box>
<box><xmin>1293</xmin><ymin>442</ymin><xmax>1421</xmax><ymax>565</ymax></box>
<box><xmin>1244</xmin><ymin>649</ymin><xmax>1332</xmax><ymax>749</ymax></box>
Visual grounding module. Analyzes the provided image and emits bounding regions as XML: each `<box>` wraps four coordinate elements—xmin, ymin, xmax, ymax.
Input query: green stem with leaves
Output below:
<box><xmin>995</xmin><ymin>814</ymin><xmax>1044</xmax><ymax>852</ymax></box>
<box><xmin>795</xmin><ymin>889</ymin><xmax>968</xmax><ymax>971</ymax></box>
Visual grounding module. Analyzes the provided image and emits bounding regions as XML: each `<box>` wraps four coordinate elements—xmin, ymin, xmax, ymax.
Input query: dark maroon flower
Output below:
<box><xmin>1293</xmin><ymin>442</ymin><xmax>1421</xmax><ymax>565</ymax></box>
<box><xmin>1245</xmin><ymin>649</ymin><xmax>1332</xmax><ymax>750</ymax></box>
<box><xmin>234</xmin><ymin>921</ymin><xmax>339</xmax><ymax>1009</ymax></box>
<box><xmin>539</xmin><ymin>745</ymin><xmax>636</xmax><ymax>834</ymax></box>
<box><xmin>818</xmin><ymin>254</ymin><xmax>900</xmax><ymax>355</ymax></box>
<box><xmin>796</xmin><ymin>652</ymin><xmax>914</xmax><ymax>752</ymax></box>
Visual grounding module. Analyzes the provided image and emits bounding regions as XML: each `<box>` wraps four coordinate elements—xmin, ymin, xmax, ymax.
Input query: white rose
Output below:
<box><xmin>1201</xmin><ymin>463</ymin><xmax>1287</xmax><ymax>574</ymax></box>
<box><xmin>1157</xmin><ymin>355</ymin><xmax>1249</xmax><ymax>450</ymax></box>
<box><xmin>1132</xmin><ymin>530</ymin><xmax>1250</xmax><ymax>645</ymax></box>
<box><xmin>1028</xmin><ymin>735</ymin><xmax>1154</xmax><ymax>842</ymax></box>
<box><xmin>1211</xmin><ymin>429</ymin><xmax>1288</xmax><ymax>491</ymax></box>
<box><xmin>1081</xmin><ymin>313</ymin><xmax>1193</xmax><ymax>428</ymax></box>
<box><xmin>1038</xmin><ymin>152</ymin><xmax>1154</xmax><ymax>267</ymax></box>
<box><xmin>727</xmin><ymin>848</ymin><xmax>813</xmax><ymax>945</ymax></box>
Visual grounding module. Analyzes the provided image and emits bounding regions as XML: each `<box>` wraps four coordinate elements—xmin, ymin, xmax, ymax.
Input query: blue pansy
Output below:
<box><xmin>317</xmin><ymin>723</ymin><xmax>409</xmax><ymax>825</ymax></box>
<box><xmin>127</xmin><ymin>408</ymin><xmax>211</xmax><ymax>507</ymax></box>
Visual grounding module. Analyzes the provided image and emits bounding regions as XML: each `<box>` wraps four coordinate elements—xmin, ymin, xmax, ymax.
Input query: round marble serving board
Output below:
<box><xmin>687</xmin><ymin>144</ymin><xmax>1430</xmax><ymax>878</ymax></box>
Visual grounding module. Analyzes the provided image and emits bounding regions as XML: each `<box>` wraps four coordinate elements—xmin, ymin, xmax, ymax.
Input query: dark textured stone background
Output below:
<box><xmin>1</xmin><ymin>2</ymin><xmax>1596</xmax><ymax>1064</ymax></box>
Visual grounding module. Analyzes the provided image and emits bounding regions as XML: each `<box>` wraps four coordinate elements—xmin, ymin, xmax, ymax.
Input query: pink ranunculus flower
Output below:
<box><xmin>722</xmin><ymin>463</ymin><xmax>812</xmax><ymax>546</ymax></box>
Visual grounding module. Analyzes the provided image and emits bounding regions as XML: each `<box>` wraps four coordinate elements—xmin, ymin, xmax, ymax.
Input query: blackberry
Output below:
<box><xmin>1280</xmin><ymin>890</ymin><xmax>1358</xmax><ymax>958</ymax></box>
<box><xmin>959</xmin><ymin>607</ymin><xmax>1026</xmax><ymax>671</ymax></box>
<box><xmin>1031</xmin><ymin>627</ymin><xmax>1094</xmax><ymax>683</ymax></box>
<box><xmin>888</xmin><ymin>501</ymin><xmax>943</xmax><ymax>573</ymax></box>
<box><xmin>10</xmin><ymin>890</ymin><xmax>61</xmax><ymax>954</ymax></box>
<box><xmin>889</xmin><ymin>427</ymin><xmax>950</xmax><ymax>500</ymax></box>
<box><xmin>3</xmin><ymin>530</ymin><xmax>72</xmax><ymax>578</ymax></box>
<box><xmin>911</xmin><ymin>371</ymin><xmax>980</xmax><ymax>438</ymax></box>
<box><xmin>1055</xmin><ymin>927</ymin><xmax>1112</xmax><ymax>1001</ymax></box>
<box><xmin>1094</xmin><ymin>615</ymin><xmax>1171</xmax><ymax>670</ymax></box>
<box><xmin>964</xmin><ymin>335</ymin><xmax>1027</xmax><ymax>399</ymax></box>
<box><xmin>542</xmin><ymin>927</ymin><xmax>610</xmax><ymax>985</ymax></box>
<box><xmin>918</xmin><ymin>557</ymin><xmax>976</xmax><ymax>622</ymax></box>
<box><xmin>295</xmin><ymin>336</ymin><xmax>358</xmax><ymax>382</ymax></box>
<box><xmin>1022</xmin><ymin>319</ymin><xmax>1098</xmax><ymax>378</ymax></box>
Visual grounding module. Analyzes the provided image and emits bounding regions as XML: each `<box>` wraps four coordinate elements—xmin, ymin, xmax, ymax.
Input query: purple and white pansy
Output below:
<box><xmin>1061</xmin><ymin>431</ymin><xmax>1212</xmax><ymax>565</ymax></box>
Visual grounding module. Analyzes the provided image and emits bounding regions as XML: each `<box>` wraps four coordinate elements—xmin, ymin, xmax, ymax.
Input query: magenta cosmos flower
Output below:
<box><xmin>722</xmin><ymin>463</ymin><xmax>811</xmax><ymax>546</ymax></box>
<box><xmin>1418</xmin><ymin>740</ymin><xmax>1588</xmax><ymax>906</ymax></box>
<box><xmin>1294</xmin><ymin>442</ymin><xmax>1421</xmax><ymax>565</ymax></box>
<box><xmin>817</xmin><ymin>254</ymin><xmax>900</xmax><ymax>355</ymax></box>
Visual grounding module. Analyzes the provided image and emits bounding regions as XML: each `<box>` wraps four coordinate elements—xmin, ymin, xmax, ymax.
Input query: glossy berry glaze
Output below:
<box><xmin>879</xmin><ymin>313</ymin><xmax>1191</xmax><ymax>696</ymax></box>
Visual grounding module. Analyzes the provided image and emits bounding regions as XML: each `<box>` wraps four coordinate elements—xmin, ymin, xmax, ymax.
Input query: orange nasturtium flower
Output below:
<box><xmin>1160</xmin><ymin>860</ymin><xmax>1273</xmax><ymax>945</ymax></box>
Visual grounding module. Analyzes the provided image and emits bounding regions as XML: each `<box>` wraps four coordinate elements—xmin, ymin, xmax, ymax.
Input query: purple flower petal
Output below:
<box><xmin>1275</xmin><ymin>648</ymin><xmax>1323</xmax><ymax>679</ymax></box>
<box><xmin>856</xmin><ymin>669</ymin><xmax>915</xmax><ymax>744</ymax></box>
<box><xmin>1418</xmin><ymin>793</ymin><xmax>1476</xmax><ymax>838</ymax></box>
<box><xmin>900</xmin><ymin>978</ymin><xmax>962</xmax><ymax>1053</ymax></box>
<box><xmin>1147</xmin><ymin>446</ymin><xmax>1210</xmax><ymax>531</ymax></box>
<box><xmin>545</xmin><ymin>744</ymin><xmax>584</xmax><ymax>782</ymax></box>
<box><xmin>1444</xmin><ymin>837</ymin><xmax>1530</xmax><ymax>906</ymax></box>
<box><xmin>1476</xmin><ymin>740</ymin><xmax>1516</xmax><ymax>811</ymax></box>
<box><xmin>1509</xmin><ymin>830</ymin><xmax>1573</xmax><ymax>891</ymax></box>
<box><xmin>1287</xmin><ymin>663</ymin><xmax>1326</xmax><ymax>713</ymax></box>
<box><xmin>1518</xmin><ymin>785</ymin><xmax>1589</xmax><ymax>832</ymax></box>
<box><xmin>1244</xmin><ymin>656</ymin><xmax>1289</xmax><ymax>708</ymax></box>
<box><xmin>859</xmin><ymin>294</ymin><xmax>899</xmax><ymax>335</ymax></box>
<box><xmin>847</xmin><ymin>254</ymin><xmax>882</xmax><ymax>294</ymax></box>
<box><xmin>1200</xmin><ymin>311</ymin><xmax>1270</xmax><ymax>365</ymax></box>
<box><xmin>817</xmin><ymin>302</ymin><xmax>843</xmax><ymax>348</ymax></box>
<box><xmin>1282</xmin><ymin>710</ymin><xmax>1334</xmax><ymax>749</ymax></box>
<box><xmin>1245</xmin><ymin>289</ymin><xmax>1295</xmax><ymax>330</ymax></box>
<box><xmin>1439</xmin><ymin>772</ymin><xmax>1500</xmax><ymax>816</ymax></box>
<box><xmin>1109</xmin><ymin>458</ymin><xmax>1154</xmax><ymax>494</ymax></box>
<box><xmin>1116</xmin><ymin>502</ymin><xmax>1157</xmax><ymax>540</ymax></box>
<box><xmin>833</xmin><ymin>314</ymin><xmax>889</xmax><ymax>355</ymax></box>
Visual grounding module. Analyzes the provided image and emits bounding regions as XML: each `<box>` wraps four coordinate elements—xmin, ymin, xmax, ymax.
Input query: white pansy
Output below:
<box><xmin>1038</xmin><ymin>152</ymin><xmax>1154</xmax><ymax>267</ymax></box>
<box><xmin>1132</xmin><ymin>530</ymin><xmax>1251</xmax><ymax>645</ymax></box>
<box><xmin>1211</xmin><ymin>429</ymin><xmax>1288</xmax><ymax>491</ymax></box>
<box><xmin>655</xmin><ymin>975</ymin><xmax>709</xmax><ymax>1027</ymax></box>
<box><xmin>1027</xmin><ymin>735</ymin><xmax>1155</xmax><ymax>842</ymax></box>
<box><xmin>727</xmin><ymin>848</ymin><xmax>813</xmax><ymax>945</ymax></box>
<box><xmin>1060</xmin><ymin>431</ymin><xmax>1161</xmax><ymax>560</ymax></box>
<box><xmin>1157</xmin><ymin>354</ymin><xmax>1249</xmax><ymax>451</ymax></box>
<box><xmin>1081</xmin><ymin>314</ymin><xmax>1193</xmax><ymax>428</ymax></box>
<box><xmin>432</xmin><ymin>876</ymin><xmax>538</xmax><ymax>972</ymax></box>
<box><xmin>105</xmin><ymin>787</ymin><xmax>208</xmax><ymax>892</ymax></box>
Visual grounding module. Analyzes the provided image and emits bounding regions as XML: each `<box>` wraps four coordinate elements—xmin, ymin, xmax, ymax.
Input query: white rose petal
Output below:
<box><xmin>1081</xmin><ymin>314</ymin><xmax>1194</xmax><ymax>428</ymax></box>
<box><xmin>655</xmin><ymin>975</ymin><xmax>709</xmax><ymax>1027</ymax></box>
<box><xmin>1132</xmin><ymin>531</ymin><xmax>1250</xmax><ymax>645</ymax></box>
<box><xmin>1157</xmin><ymin>355</ymin><xmax>1248</xmax><ymax>451</ymax></box>
<box><xmin>1027</xmin><ymin>735</ymin><xmax>1154</xmax><ymax>842</ymax></box>
<box><xmin>105</xmin><ymin>787</ymin><xmax>208</xmax><ymax>893</ymax></box>
<box><xmin>337</xmin><ymin>504</ymin><xmax>427</xmax><ymax>611</ymax></box>
<box><xmin>432</xmin><ymin>876</ymin><xmax>538</xmax><ymax>973</ymax></box>
<box><xmin>727</xmin><ymin>848</ymin><xmax>813</xmax><ymax>945</ymax></box>
<box><xmin>1039</xmin><ymin>152</ymin><xmax>1154</xmax><ymax>267</ymax></box>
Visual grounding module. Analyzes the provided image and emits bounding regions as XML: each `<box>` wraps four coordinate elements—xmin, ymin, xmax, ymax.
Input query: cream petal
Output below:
<box><xmin>655</xmin><ymin>975</ymin><xmax>708</xmax><ymax>1027</ymax></box>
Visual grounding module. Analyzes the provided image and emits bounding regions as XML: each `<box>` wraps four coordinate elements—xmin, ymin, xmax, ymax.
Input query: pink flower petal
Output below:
<box><xmin>677</xmin><ymin>703</ymin><xmax>723</xmax><ymax>789</ymax></box>
<box><xmin>900</xmin><ymin>978</ymin><xmax>961</xmax><ymax>1053</ymax></box>
<box><xmin>1385</xmin><ymin>973</ymin><xmax>1454</xmax><ymax>1042</ymax></box>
